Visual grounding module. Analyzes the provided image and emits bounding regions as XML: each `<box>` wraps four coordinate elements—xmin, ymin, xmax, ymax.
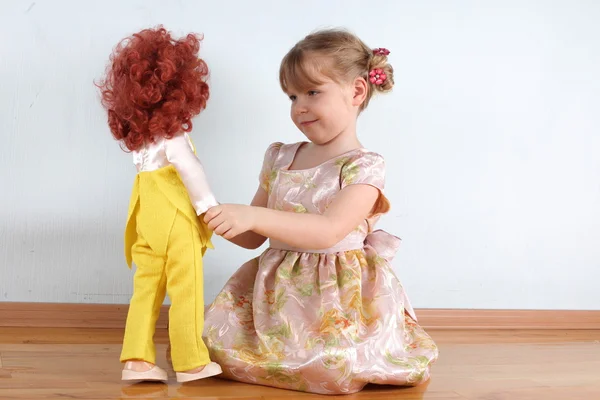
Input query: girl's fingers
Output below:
<box><xmin>203</xmin><ymin>206</ymin><xmax>222</xmax><ymax>224</ymax></box>
<box><xmin>207</xmin><ymin>214</ymin><xmax>225</xmax><ymax>231</ymax></box>
<box><xmin>214</xmin><ymin>221</ymin><xmax>231</xmax><ymax>236</ymax></box>
<box><xmin>222</xmin><ymin>226</ymin><xmax>239</xmax><ymax>240</ymax></box>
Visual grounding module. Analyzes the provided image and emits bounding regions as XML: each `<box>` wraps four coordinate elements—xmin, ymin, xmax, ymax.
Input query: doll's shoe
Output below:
<box><xmin>122</xmin><ymin>361</ymin><xmax>168</xmax><ymax>382</ymax></box>
<box><xmin>176</xmin><ymin>362</ymin><xmax>222</xmax><ymax>383</ymax></box>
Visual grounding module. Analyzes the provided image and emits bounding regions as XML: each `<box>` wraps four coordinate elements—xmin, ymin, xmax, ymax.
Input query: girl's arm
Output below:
<box><xmin>206</xmin><ymin>184</ymin><xmax>380</xmax><ymax>250</ymax></box>
<box><xmin>223</xmin><ymin>186</ymin><xmax>269</xmax><ymax>249</ymax></box>
<box><xmin>251</xmin><ymin>184</ymin><xmax>379</xmax><ymax>249</ymax></box>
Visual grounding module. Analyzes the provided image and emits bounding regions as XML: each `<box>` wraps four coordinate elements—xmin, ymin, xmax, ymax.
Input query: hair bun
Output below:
<box><xmin>368</xmin><ymin>54</ymin><xmax>394</xmax><ymax>93</ymax></box>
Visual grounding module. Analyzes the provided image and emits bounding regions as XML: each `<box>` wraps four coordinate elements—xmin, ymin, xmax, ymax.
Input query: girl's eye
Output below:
<box><xmin>289</xmin><ymin>95</ymin><xmax>297</xmax><ymax>101</ymax></box>
<box><xmin>308</xmin><ymin>90</ymin><xmax>319</xmax><ymax>96</ymax></box>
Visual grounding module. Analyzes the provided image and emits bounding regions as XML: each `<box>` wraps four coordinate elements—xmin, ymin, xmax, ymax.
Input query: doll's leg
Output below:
<box><xmin>120</xmin><ymin>233</ymin><xmax>168</xmax><ymax>370</ymax></box>
<box><xmin>165</xmin><ymin>211</ymin><xmax>221</xmax><ymax>380</ymax></box>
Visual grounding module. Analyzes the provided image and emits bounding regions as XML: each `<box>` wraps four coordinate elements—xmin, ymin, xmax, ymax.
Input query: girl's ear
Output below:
<box><xmin>351</xmin><ymin>77</ymin><xmax>368</xmax><ymax>107</ymax></box>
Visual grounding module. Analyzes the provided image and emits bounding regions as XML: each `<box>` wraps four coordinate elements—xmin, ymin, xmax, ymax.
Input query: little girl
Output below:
<box><xmin>202</xmin><ymin>28</ymin><xmax>438</xmax><ymax>395</ymax></box>
<box><xmin>97</xmin><ymin>26</ymin><xmax>222</xmax><ymax>383</ymax></box>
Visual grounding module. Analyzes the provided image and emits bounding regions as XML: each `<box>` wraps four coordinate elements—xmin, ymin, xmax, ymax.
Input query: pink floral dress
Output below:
<box><xmin>203</xmin><ymin>142</ymin><xmax>438</xmax><ymax>395</ymax></box>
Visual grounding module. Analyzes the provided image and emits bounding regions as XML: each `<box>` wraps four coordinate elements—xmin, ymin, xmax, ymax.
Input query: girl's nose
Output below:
<box><xmin>294</xmin><ymin>102</ymin><xmax>308</xmax><ymax>115</ymax></box>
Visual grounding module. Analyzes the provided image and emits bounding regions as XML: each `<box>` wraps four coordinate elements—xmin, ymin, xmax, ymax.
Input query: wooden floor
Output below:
<box><xmin>0</xmin><ymin>328</ymin><xmax>599</xmax><ymax>399</ymax></box>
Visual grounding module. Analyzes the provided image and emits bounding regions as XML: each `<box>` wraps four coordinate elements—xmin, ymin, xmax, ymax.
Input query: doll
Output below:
<box><xmin>97</xmin><ymin>26</ymin><xmax>222</xmax><ymax>383</ymax></box>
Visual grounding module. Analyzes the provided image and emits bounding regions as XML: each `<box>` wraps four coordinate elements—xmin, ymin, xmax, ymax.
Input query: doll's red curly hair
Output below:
<box><xmin>97</xmin><ymin>26</ymin><xmax>209</xmax><ymax>152</ymax></box>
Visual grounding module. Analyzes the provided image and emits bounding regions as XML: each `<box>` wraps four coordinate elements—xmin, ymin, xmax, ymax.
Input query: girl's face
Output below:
<box><xmin>286</xmin><ymin>75</ymin><xmax>366</xmax><ymax>145</ymax></box>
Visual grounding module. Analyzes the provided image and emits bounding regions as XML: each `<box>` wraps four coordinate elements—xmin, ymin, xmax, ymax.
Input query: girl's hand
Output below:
<box><xmin>204</xmin><ymin>204</ymin><xmax>256</xmax><ymax>239</ymax></box>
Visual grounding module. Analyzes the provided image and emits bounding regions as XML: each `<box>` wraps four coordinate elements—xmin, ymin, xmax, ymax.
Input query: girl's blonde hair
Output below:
<box><xmin>279</xmin><ymin>28</ymin><xmax>394</xmax><ymax>111</ymax></box>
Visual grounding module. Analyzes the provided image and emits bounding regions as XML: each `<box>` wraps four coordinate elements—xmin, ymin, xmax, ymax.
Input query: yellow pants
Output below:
<box><xmin>120</xmin><ymin>207</ymin><xmax>210</xmax><ymax>371</ymax></box>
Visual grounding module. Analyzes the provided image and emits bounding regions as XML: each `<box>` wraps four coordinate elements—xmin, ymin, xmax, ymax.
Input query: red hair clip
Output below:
<box><xmin>373</xmin><ymin>48</ymin><xmax>390</xmax><ymax>56</ymax></box>
<box><xmin>369</xmin><ymin>68</ymin><xmax>387</xmax><ymax>85</ymax></box>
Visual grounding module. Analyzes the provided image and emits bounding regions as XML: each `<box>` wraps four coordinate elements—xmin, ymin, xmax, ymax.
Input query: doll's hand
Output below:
<box><xmin>204</xmin><ymin>204</ymin><xmax>256</xmax><ymax>239</ymax></box>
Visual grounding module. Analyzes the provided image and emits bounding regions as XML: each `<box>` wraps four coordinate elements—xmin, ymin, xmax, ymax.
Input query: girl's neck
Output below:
<box><xmin>290</xmin><ymin>126</ymin><xmax>362</xmax><ymax>171</ymax></box>
<box><xmin>309</xmin><ymin>126</ymin><xmax>361</xmax><ymax>159</ymax></box>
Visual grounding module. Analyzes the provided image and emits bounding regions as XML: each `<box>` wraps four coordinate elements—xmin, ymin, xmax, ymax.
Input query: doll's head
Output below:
<box><xmin>97</xmin><ymin>26</ymin><xmax>209</xmax><ymax>152</ymax></box>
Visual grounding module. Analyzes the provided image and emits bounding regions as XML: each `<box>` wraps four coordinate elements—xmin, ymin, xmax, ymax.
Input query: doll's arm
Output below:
<box><xmin>165</xmin><ymin>134</ymin><xmax>218</xmax><ymax>216</ymax></box>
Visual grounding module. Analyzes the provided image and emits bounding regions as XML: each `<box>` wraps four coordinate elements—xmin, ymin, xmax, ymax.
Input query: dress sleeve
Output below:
<box><xmin>259</xmin><ymin>142</ymin><xmax>283</xmax><ymax>193</ymax></box>
<box><xmin>340</xmin><ymin>152</ymin><xmax>391</xmax><ymax>217</ymax></box>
